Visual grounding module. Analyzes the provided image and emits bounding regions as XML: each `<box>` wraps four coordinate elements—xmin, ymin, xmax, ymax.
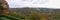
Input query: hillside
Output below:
<box><xmin>9</xmin><ymin>7</ymin><xmax>60</xmax><ymax>20</ymax></box>
<box><xmin>9</xmin><ymin>7</ymin><xmax>60</xmax><ymax>14</ymax></box>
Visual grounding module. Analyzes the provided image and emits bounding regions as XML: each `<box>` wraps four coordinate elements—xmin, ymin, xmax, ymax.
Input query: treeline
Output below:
<box><xmin>5</xmin><ymin>10</ymin><xmax>51</xmax><ymax>20</ymax></box>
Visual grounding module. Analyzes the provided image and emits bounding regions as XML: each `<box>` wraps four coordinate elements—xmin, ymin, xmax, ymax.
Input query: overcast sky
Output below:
<box><xmin>6</xmin><ymin>0</ymin><xmax>60</xmax><ymax>9</ymax></box>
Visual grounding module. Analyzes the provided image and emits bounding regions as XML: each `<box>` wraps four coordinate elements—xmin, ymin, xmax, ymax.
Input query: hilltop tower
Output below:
<box><xmin>0</xmin><ymin>0</ymin><xmax>9</xmax><ymax>14</ymax></box>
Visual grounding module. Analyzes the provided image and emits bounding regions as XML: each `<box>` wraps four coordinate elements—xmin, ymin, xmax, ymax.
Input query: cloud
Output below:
<box><xmin>5</xmin><ymin>0</ymin><xmax>60</xmax><ymax>9</ymax></box>
<box><xmin>48</xmin><ymin>0</ymin><xmax>60</xmax><ymax>9</ymax></box>
<box><xmin>6</xmin><ymin>0</ymin><xmax>48</xmax><ymax>8</ymax></box>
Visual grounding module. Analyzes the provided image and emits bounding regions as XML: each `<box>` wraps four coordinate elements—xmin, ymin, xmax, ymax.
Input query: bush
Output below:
<box><xmin>0</xmin><ymin>10</ymin><xmax>51</xmax><ymax>20</ymax></box>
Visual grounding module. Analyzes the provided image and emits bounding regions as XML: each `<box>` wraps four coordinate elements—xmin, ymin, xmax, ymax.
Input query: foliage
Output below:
<box><xmin>6</xmin><ymin>10</ymin><xmax>51</xmax><ymax>20</ymax></box>
<box><xmin>28</xmin><ymin>10</ymin><xmax>49</xmax><ymax>20</ymax></box>
<box><xmin>0</xmin><ymin>2</ymin><xmax>4</xmax><ymax>10</ymax></box>
<box><xmin>52</xmin><ymin>13</ymin><xmax>60</xmax><ymax>20</ymax></box>
<box><xmin>0</xmin><ymin>10</ymin><xmax>51</xmax><ymax>20</ymax></box>
<box><xmin>0</xmin><ymin>14</ymin><xmax>20</xmax><ymax>20</ymax></box>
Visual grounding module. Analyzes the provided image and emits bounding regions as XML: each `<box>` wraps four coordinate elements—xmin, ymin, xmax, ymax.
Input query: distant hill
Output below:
<box><xmin>9</xmin><ymin>7</ymin><xmax>60</xmax><ymax>15</ymax></box>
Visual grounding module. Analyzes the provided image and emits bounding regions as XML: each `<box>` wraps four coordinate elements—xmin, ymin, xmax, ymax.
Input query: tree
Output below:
<box><xmin>0</xmin><ymin>0</ymin><xmax>9</xmax><ymax>14</ymax></box>
<box><xmin>0</xmin><ymin>2</ymin><xmax>4</xmax><ymax>14</ymax></box>
<box><xmin>26</xmin><ymin>10</ymin><xmax>52</xmax><ymax>20</ymax></box>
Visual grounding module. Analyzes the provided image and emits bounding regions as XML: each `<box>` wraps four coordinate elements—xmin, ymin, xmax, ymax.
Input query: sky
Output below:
<box><xmin>6</xmin><ymin>0</ymin><xmax>60</xmax><ymax>9</ymax></box>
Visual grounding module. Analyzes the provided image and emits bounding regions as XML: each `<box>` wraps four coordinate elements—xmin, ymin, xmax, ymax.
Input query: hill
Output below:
<box><xmin>9</xmin><ymin>7</ymin><xmax>60</xmax><ymax>13</ymax></box>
